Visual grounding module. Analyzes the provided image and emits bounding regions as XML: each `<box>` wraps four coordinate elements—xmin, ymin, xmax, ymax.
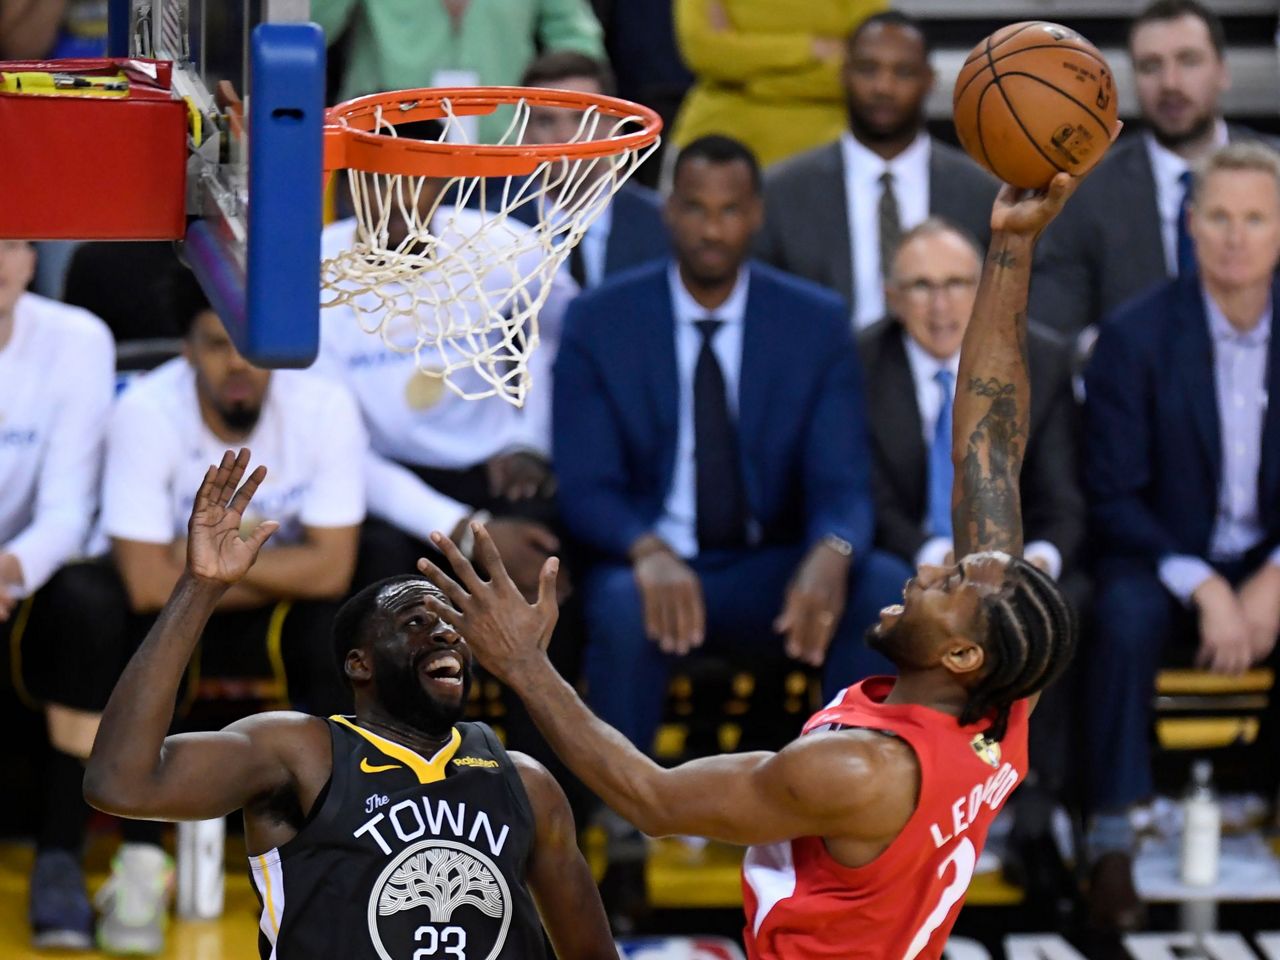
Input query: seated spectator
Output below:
<box><xmin>1032</xmin><ymin>0</ymin><xmax>1280</xmax><ymax>339</ymax></box>
<box><xmin>311</xmin><ymin>0</ymin><xmax>604</xmax><ymax>144</ymax></box>
<box><xmin>519</xmin><ymin>51</ymin><xmax>670</xmax><ymax>289</ymax></box>
<box><xmin>1083</xmin><ymin>142</ymin><xmax>1280</xmax><ymax>932</ymax></box>
<box><xmin>756</xmin><ymin>11</ymin><xmax>997</xmax><ymax>329</ymax></box>
<box><xmin>83</xmin><ymin>269</ymin><xmax>367</xmax><ymax>954</ymax></box>
<box><xmin>0</xmin><ymin>239</ymin><xmax>114</xmax><ymax>950</ymax></box>
<box><xmin>669</xmin><ymin>0</ymin><xmax>886</xmax><ymax>169</ymax></box>
<box><xmin>859</xmin><ymin>218</ymin><xmax>1087</xmax><ymax>912</ymax></box>
<box><xmin>316</xmin><ymin>155</ymin><xmax>575</xmax><ymax>601</ymax></box>
<box><xmin>553</xmin><ymin>135</ymin><xmax>911</xmax><ymax>765</ymax></box>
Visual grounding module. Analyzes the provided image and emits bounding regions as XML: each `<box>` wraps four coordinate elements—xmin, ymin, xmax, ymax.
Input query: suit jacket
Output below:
<box><xmin>602</xmin><ymin>183</ymin><xmax>671</xmax><ymax>279</ymax></box>
<box><xmin>1084</xmin><ymin>273</ymin><xmax>1280</xmax><ymax>564</ymax></box>
<box><xmin>755</xmin><ymin>136</ymin><xmax>999</xmax><ymax>312</ymax></box>
<box><xmin>552</xmin><ymin>260</ymin><xmax>875</xmax><ymax>561</ymax></box>
<box><xmin>858</xmin><ymin>319</ymin><xmax>1085</xmax><ymax>571</ymax></box>
<box><xmin>509</xmin><ymin>182</ymin><xmax>670</xmax><ymax>285</ymax></box>
<box><xmin>1030</xmin><ymin>124</ymin><xmax>1280</xmax><ymax>336</ymax></box>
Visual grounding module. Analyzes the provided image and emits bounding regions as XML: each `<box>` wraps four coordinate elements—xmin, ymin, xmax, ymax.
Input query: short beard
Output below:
<box><xmin>1150</xmin><ymin>112</ymin><xmax>1216</xmax><ymax>152</ymax></box>
<box><xmin>372</xmin><ymin>646</ymin><xmax>471</xmax><ymax>737</ymax></box>
<box><xmin>219</xmin><ymin>403</ymin><xmax>261</xmax><ymax>433</ymax></box>
<box><xmin>847</xmin><ymin>99</ymin><xmax>922</xmax><ymax>147</ymax></box>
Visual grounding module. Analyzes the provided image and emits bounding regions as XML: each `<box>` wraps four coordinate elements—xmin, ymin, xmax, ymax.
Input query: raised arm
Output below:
<box><xmin>84</xmin><ymin>449</ymin><xmax>305</xmax><ymax>820</ymax></box>
<box><xmin>416</xmin><ymin>528</ymin><xmax>902</xmax><ymax>846</ymax></box>
<box><xmin>951</xmin><ymin>174</ymin><xmax>1080</xmax><ymax>559</ymax></box>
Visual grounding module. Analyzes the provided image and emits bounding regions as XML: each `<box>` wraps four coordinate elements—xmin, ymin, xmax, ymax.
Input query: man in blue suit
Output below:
<box><xmin>552</xmin><ymin>135</ymin><xmax>911</xmax><ymax>755</ymax></box>
<box><xmin>1084</xmin><ymin>142</ymin><xmax>1280</xmax><ymax>931</ymax></box>
<box><xmin>520</xmin><ymin>52</ymin><xmax>670</xmax><ymax>290</ymax></box>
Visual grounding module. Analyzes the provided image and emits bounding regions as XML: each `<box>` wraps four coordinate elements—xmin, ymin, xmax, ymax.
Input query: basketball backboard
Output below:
<box><xmin>108</xmin><ymin>0</ymin><xmax>325</xmax><ymax>366</ymax></box>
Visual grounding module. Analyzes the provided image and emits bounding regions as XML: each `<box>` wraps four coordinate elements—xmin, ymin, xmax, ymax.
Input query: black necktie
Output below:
<box><xmin>694</xmin><ymin>319</ymin><xmax>747</xmax><ymax>552</ymax></box>
<box><xmin>568</xmin><ymin>240</ymin><xmax>588</xmax><ymax>288</ymax></box>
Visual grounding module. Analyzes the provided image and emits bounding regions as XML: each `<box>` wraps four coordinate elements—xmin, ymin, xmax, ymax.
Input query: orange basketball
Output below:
<box><xmin>953</xmin><ymin>21</ymin><xmax>1118</xmax><ymax>190</ymax></box>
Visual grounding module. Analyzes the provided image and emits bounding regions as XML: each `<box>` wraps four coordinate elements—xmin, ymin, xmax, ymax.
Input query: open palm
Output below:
<box><xmin>187</xmin><ymin>448</ymin><xmax>278</xmax><ymax>586</ymax></box>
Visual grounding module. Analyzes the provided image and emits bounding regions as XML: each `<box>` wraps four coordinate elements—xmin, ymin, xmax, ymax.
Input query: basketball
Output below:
<box><xmin>953</xmin><ymin>21</ymin><xmax>1118</xmax><ymax>189</ymax></box>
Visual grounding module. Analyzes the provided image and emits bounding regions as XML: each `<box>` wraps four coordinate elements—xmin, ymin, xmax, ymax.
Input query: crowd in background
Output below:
<box><xmin>2</xmin><ymin>0</ymin><xmax>1280</xmax><ymax>954</ymax></box>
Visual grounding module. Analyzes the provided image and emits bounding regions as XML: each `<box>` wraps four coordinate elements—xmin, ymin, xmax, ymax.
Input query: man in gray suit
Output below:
<box><xmin>755</xmin><ymin>10</ymin><xmax>998</xmax><ymax>328</ymax></box>
<box><xmin>1031</xmin><ymin>0</ymin><xmax>1280</xmax><ymax>338</ymax></box>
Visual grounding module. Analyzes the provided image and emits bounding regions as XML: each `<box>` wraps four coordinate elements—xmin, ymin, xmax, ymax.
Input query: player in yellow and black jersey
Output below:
<box><xmin>84</xmin><ymin>449</ymin><xmax>616</xmax><ymax>960</ymax></box>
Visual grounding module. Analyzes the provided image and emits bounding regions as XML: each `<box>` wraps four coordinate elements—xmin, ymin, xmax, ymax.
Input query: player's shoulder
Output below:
<box><xmin>748</xmin><ymin>260</ymin><xmax>845</xmax><ymax>315</ymax></box>
<box><xmin>776</xmin><ymin>726</ymin><xmax>918</xmax><ymax>800</ymax></box>
<box><xmin>225</xmin><ymin>710</ymin><xmax>333</xmax><ymax>754</ymax></box>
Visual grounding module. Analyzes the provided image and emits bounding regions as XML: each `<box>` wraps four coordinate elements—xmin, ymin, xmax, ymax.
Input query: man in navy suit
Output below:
<box><xmin>520</xmin><ymin>52</ymin><xmax>670</xmax><ymax>290</ymax></box>
<box><xmin>1084</xmin><ymin>142</ymin><xmax>1280</xmax><ymax>931</ymax></box>
<box><xmin>552</xmin><ymin>135</ymin><xmax>911</xmax><ymax>755</ymax></box>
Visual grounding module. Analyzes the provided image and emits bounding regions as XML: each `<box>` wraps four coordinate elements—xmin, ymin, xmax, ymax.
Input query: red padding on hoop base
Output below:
<box><xmin>0</xmin><ymin>58</ymin><xmax>187</xmax><ymax>241</ymax></box>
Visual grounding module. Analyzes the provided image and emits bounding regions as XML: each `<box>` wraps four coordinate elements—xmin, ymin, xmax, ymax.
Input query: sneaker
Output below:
<box><xmin>95</xmin><ymin>843</ymin><xmax>173</xmax><ymax>956</ymax></box>
<box><xmin>29</xmin><ymin>849</ymin><xmax>93</xmax><ymax>950</ymax></box>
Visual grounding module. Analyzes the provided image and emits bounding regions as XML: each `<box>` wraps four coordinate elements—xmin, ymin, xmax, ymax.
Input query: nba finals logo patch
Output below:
<box><xmin>970</xmin><ymin>733</ymin><xmax>1002</xmax><ymax>768</ymax></box>
<box><xmin>367</xmin><ymin>840</ymin><xmax>512</xmax><ymax>960</ymax></box>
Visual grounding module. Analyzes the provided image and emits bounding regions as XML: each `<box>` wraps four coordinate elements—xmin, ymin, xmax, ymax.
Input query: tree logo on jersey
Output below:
<box><xmin>368</xmin><ymin>839</ymin><xmax>512</xmax><ymax>960</ymax></box>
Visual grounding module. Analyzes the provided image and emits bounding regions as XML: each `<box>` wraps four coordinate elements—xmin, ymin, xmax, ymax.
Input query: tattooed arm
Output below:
<box><xmin>951</xmin><ymin>174</ymin><xmax>1081</xmax><ymax>559</ymax></box>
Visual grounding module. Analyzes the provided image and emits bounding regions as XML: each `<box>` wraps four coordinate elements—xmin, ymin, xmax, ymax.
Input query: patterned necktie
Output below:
<box><xmin>879</xmin><ymin>170</ymin><xmax>902</xmax><ymax>282</ymax></box>
<box><xmin>926</xmin><ymin>369</ymin><xmax>955</xmax><ymax>539</ymax></box>
<box><xmin>694</xmin><ymin>319</ymin><xmax>747</xmax><ymax>552</ymax></box>
<box><xmin>1176</xmin><ymin>169</ymin><xmax>1197</xmax><ymax>278</ymax></box>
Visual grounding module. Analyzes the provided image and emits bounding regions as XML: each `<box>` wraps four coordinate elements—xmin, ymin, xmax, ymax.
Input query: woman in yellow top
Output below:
<box><xmin>671</xmin><ymin>0</ymin><xmax>887</xmax><ymax>168</ymax></box>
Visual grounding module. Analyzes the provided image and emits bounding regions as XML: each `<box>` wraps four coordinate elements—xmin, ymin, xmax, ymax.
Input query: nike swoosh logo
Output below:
<box><xmin>360</xmin><ymin>758</ymin><xmax>403</xmax><ymax>774</ymax></box>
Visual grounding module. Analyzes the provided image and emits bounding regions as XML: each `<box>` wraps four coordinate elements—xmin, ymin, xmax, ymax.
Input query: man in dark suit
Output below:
<box><xmin>1031</xmin><ymin>0</ymin><xmax>1280</xmax><ymax>338</ymax></box>
<box><xmin>1084</xmin><ymin>142</ymin><xmax>1280</xmax><ymax>931</ymax></box>
<box><xmin>755</xmin><ymin>11</ymin><xmax>998</xmax><ymax>328</ymax></box>
<box><xmin>553</xmin><ymin>135</ymin><xmax>911</xmax><ymax>755</ymax></box>
<box><xmin>860</xmin><ymin>217</ymin><xmax>1086</xmax><ymax>915</ymax></box>
<box><xmin>520</xmin><ymin>52</ymin><xmax>670</xmax><ymax>289</ymax></box>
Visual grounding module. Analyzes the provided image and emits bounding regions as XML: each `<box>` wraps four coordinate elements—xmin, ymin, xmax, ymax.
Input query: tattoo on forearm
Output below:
<box><xmin>957</xmin><ymin>377</ymin><xmax>1024</xmax><ymax>555</ymax></box>
<box><xmin>988</xmin><ymin>247</ymin><xmax>1018</xmax><ymax>269</ymax></box>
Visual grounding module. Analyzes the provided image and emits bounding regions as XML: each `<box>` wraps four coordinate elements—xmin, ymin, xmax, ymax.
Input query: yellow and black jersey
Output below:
<box><xmin>247</xmin><ymin>717</ymin><xmax>546</xmax><ymax>960</ymax></box>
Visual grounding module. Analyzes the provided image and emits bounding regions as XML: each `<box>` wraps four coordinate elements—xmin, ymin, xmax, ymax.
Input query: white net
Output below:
<box><xmin>320</xmin><ymin>95</ymin><xmax>660</xmax><ymax>407</ymax></box>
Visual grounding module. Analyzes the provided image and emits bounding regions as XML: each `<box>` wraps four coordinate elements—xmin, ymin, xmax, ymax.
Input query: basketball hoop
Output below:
<box><xmin>320</xmin><ymin>86</ymin><xmax>662</xmax><ymax>406</ymax></box>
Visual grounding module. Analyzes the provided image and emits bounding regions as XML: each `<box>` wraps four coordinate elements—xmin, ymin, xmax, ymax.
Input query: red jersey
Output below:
<box><xmin>742</xmin><ymin>677</ymin><xmax>1030</xmax><ymax>960</ymax></box>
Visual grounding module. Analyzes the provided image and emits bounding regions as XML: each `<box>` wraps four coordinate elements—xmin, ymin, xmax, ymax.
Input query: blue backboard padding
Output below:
<box><xmin>245</xmin><ymin>22</ymin><xmax>325</xmax><ymax>368</ymax></box>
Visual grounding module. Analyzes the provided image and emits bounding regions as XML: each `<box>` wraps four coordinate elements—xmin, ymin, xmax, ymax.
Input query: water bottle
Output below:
<box><xmin>1179</xmin><ymin>759</ymin><xmax>1221</xmax><ymax>887</ymax></box>
<box><xmin>176</xmin><ymin>816</ymin><xmax>226</xmax><ymax>919</ymax></box>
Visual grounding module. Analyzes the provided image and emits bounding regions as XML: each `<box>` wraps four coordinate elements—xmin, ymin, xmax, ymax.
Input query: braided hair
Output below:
<box><xmin>958</xmin><ymin>557</ymin><xmax>1077</xmax><ymax>741</ymax></box>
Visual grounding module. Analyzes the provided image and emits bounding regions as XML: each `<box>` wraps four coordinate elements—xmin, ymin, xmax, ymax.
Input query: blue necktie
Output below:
<box><xmin>1176</xmin><ymin>169</ymin><xmax>1197</xmax><ymax>278</ymax></box>
<box><xmin>926</xmin><ymin>369</ymin><xmax>955</xmax><ymax>539</ymax></box>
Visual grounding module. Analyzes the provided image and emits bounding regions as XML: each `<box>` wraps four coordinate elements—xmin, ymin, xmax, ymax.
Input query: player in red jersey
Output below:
<box><xmin>416</xmin><ymin>171</ymin><xmax>1083</xmax><ymax>959</ymax></box>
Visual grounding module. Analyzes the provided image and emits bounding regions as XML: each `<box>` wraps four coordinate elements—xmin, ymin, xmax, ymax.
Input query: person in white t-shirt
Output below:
<box><xmin>317</xmin><ymin>131</ymin><xmax>577</xmax><ymax>602</ymax></box>
<box><xmin>0</xmin><ymin>239</ymin><xmax>117</xmax><ymax>950</ymax></box>
<box><xmin>78</xmin><ymin>270</ymin><xmax>369</xmax><ymax>955</ymax></box>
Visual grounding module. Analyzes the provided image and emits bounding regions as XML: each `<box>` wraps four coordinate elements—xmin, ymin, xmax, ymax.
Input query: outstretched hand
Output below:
<box><xmin>187</xmin><ymin>449</ymin><xmax>278</xmax><ymax>587</ymax></box>
<box><xmin>417</xmin><ymin>523</ymin><xmax>561</xmax><ymax>687</ymax></box>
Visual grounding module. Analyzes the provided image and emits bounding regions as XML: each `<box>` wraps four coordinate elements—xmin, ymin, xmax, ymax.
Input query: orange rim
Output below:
<box><xmin>323</xmin><ymin>86</ymin><xmax>662</xmax><ymax>178</ymax></box>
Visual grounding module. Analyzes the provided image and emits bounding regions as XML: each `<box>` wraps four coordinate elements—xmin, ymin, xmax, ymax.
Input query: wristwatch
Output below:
<box><xmin>821</xmin><ymin>533</ymin><xmax>854</xmax><ymax>558</ymax></box>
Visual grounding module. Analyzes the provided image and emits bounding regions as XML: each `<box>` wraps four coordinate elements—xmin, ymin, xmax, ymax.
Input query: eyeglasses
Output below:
<box><xmin>896</xmin><ymin>276</ymin><xmax>978</xmax><ymax>300</ymax></box>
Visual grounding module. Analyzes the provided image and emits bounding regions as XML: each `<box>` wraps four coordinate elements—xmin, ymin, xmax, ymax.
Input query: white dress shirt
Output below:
<box><xmin>1145</xmin><ymin>120</ymin><xmax>1228</xmax><ymax>276</ymax></box>
<box><xmin>0</xmin><ymin>294</ymin><xmax>114</xmax><ymax>595</ymax></box>
<box><xmin>1158</xmin><ymin>291</ymin><xmax>1280</xmax><ymax>604</ymax></box>
<box><xmin>841</xmin><ymin>131</ymin><xmax>931</xmax><ymax>329</ymax></box>
<box><xmin>654</xmin><ymin>263</ymin><xmax>750</xmax><ymax>558</ymax></box>
<box><xmin>578</xmin><ymin>200</ymin><xmax>612</xmax><ymax>290</ymax></box>
<box><xmin>902</xmin><ymin>331</ymin><xmax>1062</xmax><ymax>578</ymax></box>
